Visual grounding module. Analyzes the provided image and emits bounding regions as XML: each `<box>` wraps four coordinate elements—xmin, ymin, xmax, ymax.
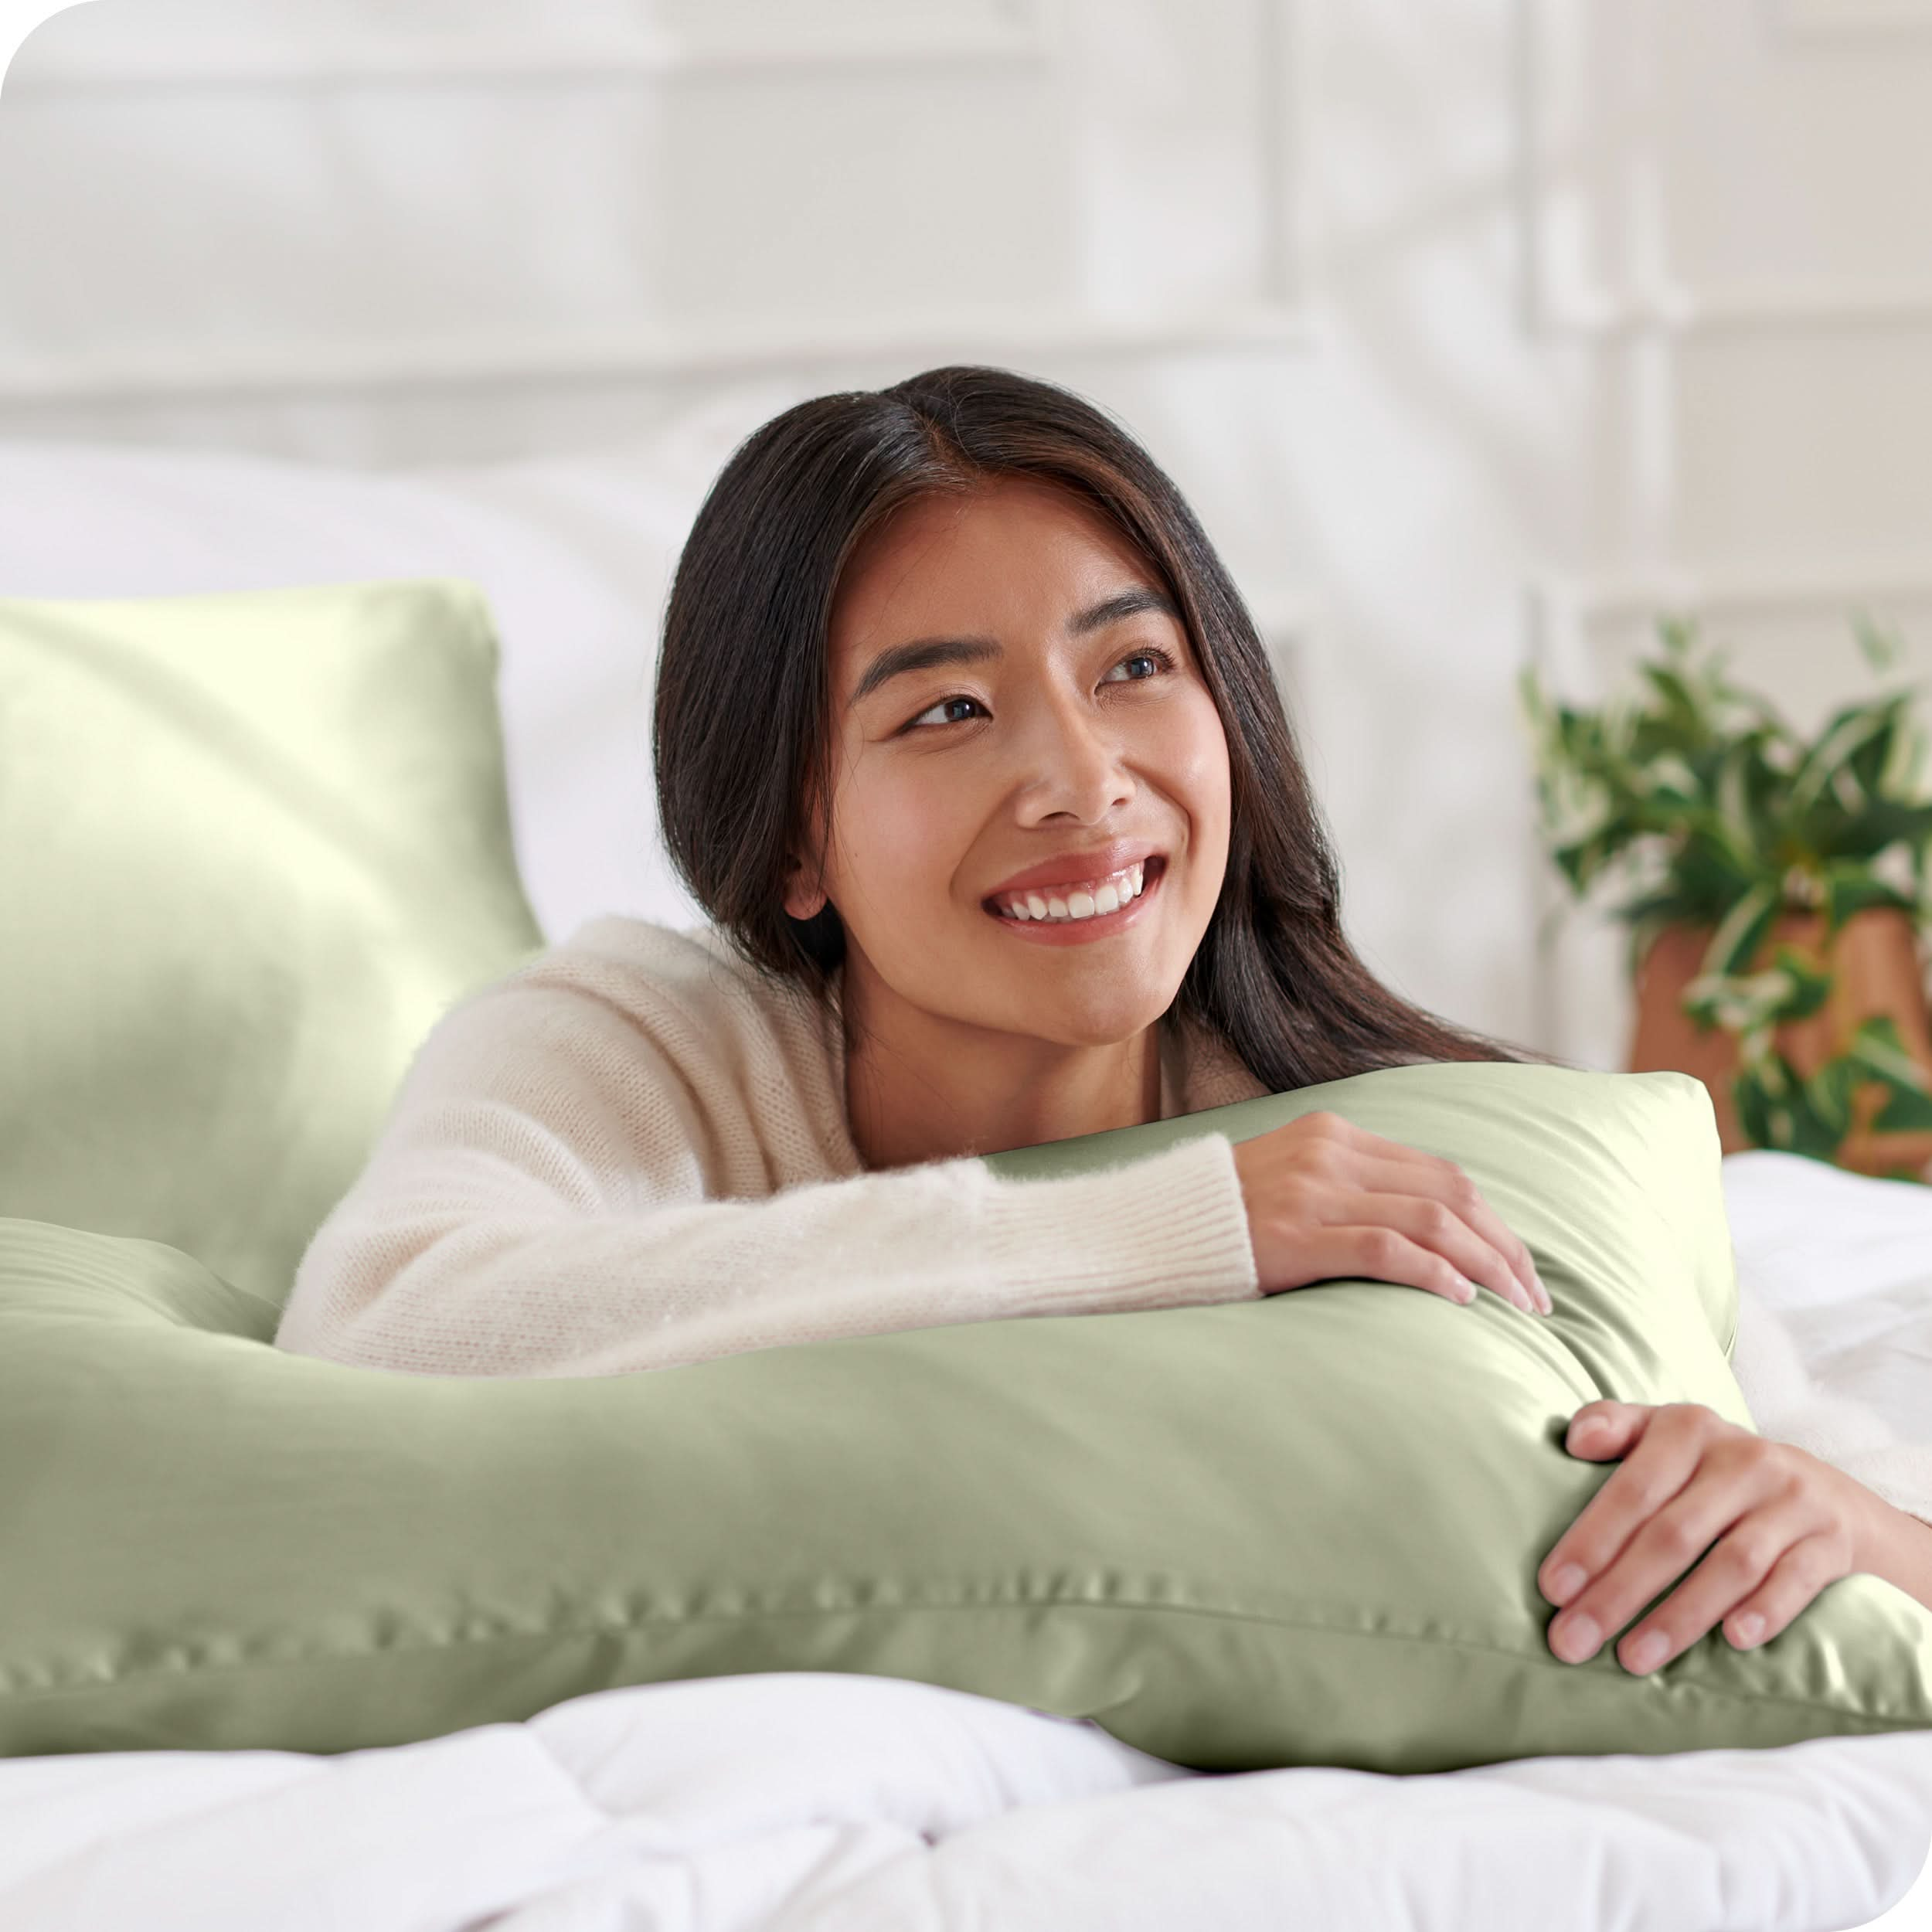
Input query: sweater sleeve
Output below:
<box><xmin>272</xmin><ymin>975</ymin><xmax>1263</xmax><ymax>1379</ymax></box>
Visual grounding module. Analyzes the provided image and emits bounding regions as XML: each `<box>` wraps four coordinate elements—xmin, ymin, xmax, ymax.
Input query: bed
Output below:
<box><xmin>2</xmin><ymin>430</ymin><xmax>1930</xmax><ymax>1931</ymax></box>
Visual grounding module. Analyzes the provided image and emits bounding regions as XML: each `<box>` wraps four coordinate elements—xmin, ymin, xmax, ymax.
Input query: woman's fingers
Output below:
<box><xmin>1342</xmin><ymin>1192</ymin><xmax>1546</xmax><ymax>1315</ymax></box>
<box><xmin>1538</xmin><ymin>1404</ymin><xmax>1858</xmax><ymax>1673</ymax></box>
<box><xmin>1232</xmin><ymin>1113</ymin><xmax>1549</xmax><ymax>1313</ymax></box>
<box><xmin>1327</xmin><ymin>1226</ymin><xmax>1483</xmax><ymax>1307</ymax></box>
<box><xmin>1342</xmin><ymin>1144</ymin><xmax>1547</xmax><ymax>1313</ymax></box>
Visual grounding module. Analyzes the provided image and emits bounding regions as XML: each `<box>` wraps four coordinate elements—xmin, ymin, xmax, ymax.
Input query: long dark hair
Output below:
<box><xmin>653</xmin><ymin>364</ymin><xmax>1575</xmax><ymax>1093</ymax></box>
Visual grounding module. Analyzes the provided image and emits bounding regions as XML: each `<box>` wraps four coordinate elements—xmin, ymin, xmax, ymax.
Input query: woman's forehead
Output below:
<box><xmin>830</xmin><ymin>481</ymin><xmax>1156</xmax><ymax>659</ymax></box>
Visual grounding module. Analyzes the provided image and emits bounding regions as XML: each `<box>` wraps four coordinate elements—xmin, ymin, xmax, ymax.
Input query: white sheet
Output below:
<box><xmin>1722</xmin><ymin>1151</ymin><xmax>1932</xmax><ymax>1530</ymax></box>
<box><xmin>2</xmin><ymin>1148</ymin><xmax>1929</xmax><ymax>1932</ymax></box>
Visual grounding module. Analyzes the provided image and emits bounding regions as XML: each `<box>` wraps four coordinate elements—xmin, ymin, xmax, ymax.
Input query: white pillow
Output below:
<box><xmin>0</xmin><ymin>385</ymin><xmax>815</xmax><ymax>943</ymax></box>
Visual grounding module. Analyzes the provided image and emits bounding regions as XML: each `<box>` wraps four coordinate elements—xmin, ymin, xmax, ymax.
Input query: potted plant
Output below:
<box><xmin>1518</xmin><ymin>614</ymin><xmax>1932</xmax><ymax>1183</ymax></box>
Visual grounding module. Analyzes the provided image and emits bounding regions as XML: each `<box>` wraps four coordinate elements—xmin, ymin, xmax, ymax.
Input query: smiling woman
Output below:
<box><xmin>656</xmin><ymin>365</ymin><xmax>1566</xmax><ymax>1175</ymax></box>
<box><xmin>275</xmin><ymin>364</ymin><xmax>1574</xmax><ymax>1384</ymax></box>
<box><xmin>266</xmin><ymin>366</ymin><xmax>1932</xmax><ymax>1684</ymax></box>
<box><xmin>779</xmin><ymin>471</ymin><xmax>1242</xmax><ymax>1170</ymax></box>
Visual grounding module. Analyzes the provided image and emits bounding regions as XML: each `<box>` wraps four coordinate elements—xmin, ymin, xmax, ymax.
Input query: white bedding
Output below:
<box><xmin>2</xmin><ymin>1148</ymin><xmax>1930</xmax><ymax>1932</ymax></box>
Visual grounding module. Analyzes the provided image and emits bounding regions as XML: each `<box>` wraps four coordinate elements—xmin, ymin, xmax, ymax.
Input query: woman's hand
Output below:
<box><xmin>1538</xmin><ymin>1400</ymin><xmax>1879</xmax><ymax>1673</ymax></box>
<box><xmin>1230</xmin><ymin>1112</ymin><xmax>1550</xmax><ymax>1315</ymax></box>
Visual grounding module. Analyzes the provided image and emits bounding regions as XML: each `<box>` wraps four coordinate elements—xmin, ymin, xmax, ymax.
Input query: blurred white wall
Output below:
<box><xmin>3</xmin><ymin>0</ymin><xmax>1930</xmax><ymax>1066</ymax></box>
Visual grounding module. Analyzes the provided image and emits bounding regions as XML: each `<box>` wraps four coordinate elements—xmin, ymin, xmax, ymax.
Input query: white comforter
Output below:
<box><xmin>4</xmin><ymin>1148</ymin><xmax>1930</xmax><ymax>1932</ymax></box>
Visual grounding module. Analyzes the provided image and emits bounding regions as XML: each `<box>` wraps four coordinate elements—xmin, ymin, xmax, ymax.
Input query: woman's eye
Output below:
<box><xmin>900</xmin><ymin>646</ymin><xmax>1178</xmax><ymax>735</ymax></box>
<box><xmin>906</xmin><ymin>696</ymin><xmax>982</xmax><ymax>731</ymax></box>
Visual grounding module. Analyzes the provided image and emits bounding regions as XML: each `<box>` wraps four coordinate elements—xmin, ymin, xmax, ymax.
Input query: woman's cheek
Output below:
<box><xmin>848</xmin><ymin>760</ymin><xmax>968</xmax><ymax>896</ymax></box>
<box><xmin>1154</xmin><ymin>696</ymin><xmax>1233</xmax><ymax>859</ymax></box>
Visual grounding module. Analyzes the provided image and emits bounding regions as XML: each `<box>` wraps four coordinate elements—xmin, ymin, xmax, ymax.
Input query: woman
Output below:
<box><xmin>275</xmin><ymin>364</ymin><xmax>1932</xmax><ymax>1662</ymax></box>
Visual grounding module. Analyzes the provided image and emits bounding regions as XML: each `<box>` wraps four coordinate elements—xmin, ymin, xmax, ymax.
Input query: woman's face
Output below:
<box><xmin>787</xmin><ymin>474</ymin><xmax>1233</xmax><ymax>1052</ymax></box>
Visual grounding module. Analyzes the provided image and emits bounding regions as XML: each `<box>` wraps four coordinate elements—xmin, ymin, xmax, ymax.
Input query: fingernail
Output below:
<box><xmin>1626</xmin><ymin>1631</ymin><xmax>1668</xmax><ymax>1673</ymax></box>
<box><xmin>1547</xmin><ymin>1563</ymin><xmax>1586</xmax><ymax>1604</ymax></box>
<box><xmin>1533</xmin><ymin>1272</ymin><xmax>1553</xmax><ymax>1313</ymax></box>
<box><xmin>1556</xmin><ymin>1614</ymin><xmax>1600</xmax><ymax>1662</ymax></box>
<box><xmin>1733</xmin><ymin>1613</ymin><xmax>1765</xmax><ymax>1647</ymax></box>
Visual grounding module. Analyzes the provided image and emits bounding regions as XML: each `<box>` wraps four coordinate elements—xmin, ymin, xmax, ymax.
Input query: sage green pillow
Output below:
<box><xmin>2</xmin><ymin>1063</ymin><xmax>1929</xmax><ymax>1767</ymax></box>
<box><xmin>0</xmin><ymin>580</ymin><xmax>547</xmax><ymax>1304</ymax></box>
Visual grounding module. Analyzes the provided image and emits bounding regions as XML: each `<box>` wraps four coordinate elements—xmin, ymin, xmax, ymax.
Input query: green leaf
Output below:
<box><xmin>1786</xmin><ymin>1087</ymin><xmax>1852</xmax><ymax>1160</ymax></box>
<box><xmin>1766</xmin><ymin>943</ymin><xmax>1833</xmax><ymax>1021</ymax></box>
<box><xmin>1835</xmin><ymin>1015</ymin><xmax>1932</xmax><ymax>1134</ymax></box>
<box><xmin>1701</xmin><ymin>880</ymin><xmax>1781</xmax><ymax>977</ymax></box>
<box><xmin>1713</xmin><ymin>740</ymin><xmax>1772</xmax><ymax>870</ymax></box>
<box><xmin>1821</xmin><ymin>857</ymin><xmax>1917</xmax><ymax>925</ymax></box>
<box><xmin>1686</xmin><ymin>960</ymin><xmax>1813</xmax><ymax>1036</ymax></box>
<box><xmin>1668</xmin><ymin>825</ymin><xmax>1767</xmax><ymax>912</ymax></box>
<box><xmin>1733</xmin><ymin>1064</ymin><xmax>1774</xmax><ymax>1148</ymax></box>
<box><xmin>1786</xmin><ymin>703</ymin><xmax>1896</xmax><ymax>826</ymax></box>
<box><xmin>1873</xmin><ymin>1080</ymin><xmax>1932</xmax><ymax>1134</ymax></box>
<box><xmin>1799</xmin><ymin>1054</ymin><xmax>1859</xmax><ymax>1134</ymax></box>
<box><xmin>1877</xmin><ymin>705</ymin><xmax>1931</xmax><ymax>803</ymax></box>
<box><xmin>1516</xmin><ymin>664</ymin><xmax>1548</xmax><ymax>729</ymax></box>
<box><xmin>1634</xmin><ymin>750</ymin><xmax>1702</xmax><ymax>804</ymax></box>
<box><xmin>1658</xmin><ymin>614</ymin><xmax>1698</xmax><ymax>658</ymax></box>
<box><xmin>1845</xmin><ymin>693</ymin><xmax>1906</xmax><ymax>798</ymax></box>
<box><xmin>1638</xmin><ymin>662</ymin><xmax>1708</xmax><ymax>740</ymax></box>
<box><xmin>1854</xmin><ymin>612</ymin><xmax>1903</xmax><ymax>675</ymax></box>
<box><xmin>1614</xmin><ymin>883</ymin><xmax>1703</xmax><ymax>927</ymax></box>
<box><xmin>1846</xmin><ymin>1013</ymin><xmax>1930</xmax><ymax>1087</ymax></box>
<box><xmin>1817</xmin><ymin>798</ymin><xmax>1932</xmax><ymax>863</ymax></box>
<box><xmin>1736</xmin><ymin>1046</ymin><xmax>1833</xmax><ymax>1155</ymax></box>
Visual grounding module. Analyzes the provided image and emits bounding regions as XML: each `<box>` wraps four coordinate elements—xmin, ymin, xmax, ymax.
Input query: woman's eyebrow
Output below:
<box><xmin>847</xmin><ymin>583</ymin><xmax>1181</xmax><ymax>710</ymax></box>
<box><xmin>1066</xmin><ymin>584</ymin><xmax>1180</xmax><ymax>638</ymax></box>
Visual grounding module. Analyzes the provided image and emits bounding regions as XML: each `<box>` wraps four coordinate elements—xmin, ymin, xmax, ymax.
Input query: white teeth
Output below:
<box><xmin>995</xmin><ymin>860</ymin><xmax>1149</xmax><ymax>923</ymax></box>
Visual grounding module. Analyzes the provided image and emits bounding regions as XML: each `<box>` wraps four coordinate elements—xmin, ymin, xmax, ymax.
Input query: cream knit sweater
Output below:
<box><xmin>272</xmin><ymin>914</ymin><xmax>1932</xmax><ymax>1536</ymax></box>
<box><xmin>274</xmin><ymin>914</ymin><xmax>1268</xmax><ymax>1379</ymax></box>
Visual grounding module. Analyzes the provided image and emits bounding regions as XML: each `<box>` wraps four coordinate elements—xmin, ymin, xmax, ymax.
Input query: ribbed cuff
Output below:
<box><xmin>978</xmin><ymin>1131</ymin><xmax>1260</xmax><ymax>1314</ymax></box>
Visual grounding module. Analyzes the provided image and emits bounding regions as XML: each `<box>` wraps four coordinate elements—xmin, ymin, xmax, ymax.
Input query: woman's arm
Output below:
<box><xmin>273</xmin><ymin>974</ymin><xmax>1260</xmax><ymax>1379</ymax></box>
<box><xmin>1726</xmin><ymin>1279</ymin><xmax>1932</xmax><ymax>1576</ymax></box>
<box><xmin>1852</xmin><ymin>1495</ymin><xmax>1932</xmax><ymax>1614</ymax></box>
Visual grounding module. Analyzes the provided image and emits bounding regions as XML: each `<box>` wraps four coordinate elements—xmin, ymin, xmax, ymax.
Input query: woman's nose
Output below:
<box><xmin>1012</xmin><ymin>700</ymin><xmax>1132</xmax><ymax>805</ymax></box>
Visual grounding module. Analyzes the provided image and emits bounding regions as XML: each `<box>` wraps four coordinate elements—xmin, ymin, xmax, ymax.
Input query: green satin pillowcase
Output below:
<box><xmin>2</xmin><ymin>1062</ymin><xmax>1927</xmax><ymax>1767</ymax></box>
<box><xmin>0</xmin><ymin>580</ymin><xmax>547</xmax><ymax>1305</ymax></box>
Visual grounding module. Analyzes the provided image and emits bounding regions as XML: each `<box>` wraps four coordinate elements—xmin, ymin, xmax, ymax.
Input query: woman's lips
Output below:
<box><xmin>981</xmin><ymin>855</ymin><xmax>1165</xmax><ymax>944</ymax></box>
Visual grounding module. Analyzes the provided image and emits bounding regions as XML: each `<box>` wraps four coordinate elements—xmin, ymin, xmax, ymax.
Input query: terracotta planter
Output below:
<box><xmin>1627</xmin><ymin>905</ymin><xmax>1932</xmax><ymax>1180</ymax></box>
